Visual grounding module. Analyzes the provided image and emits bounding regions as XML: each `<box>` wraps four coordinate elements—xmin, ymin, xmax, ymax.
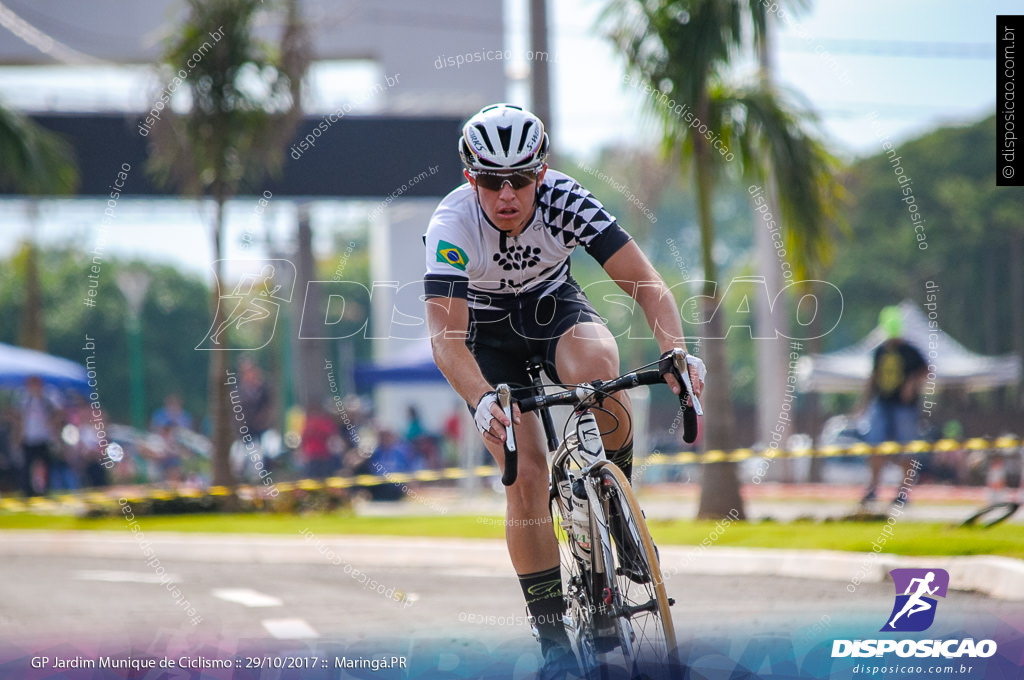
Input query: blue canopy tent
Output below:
<box><xmin>353</xmin><ymin>340</ymin><xmax>444</xmax><ymax>392</ymax></box>
<box><xmin>0</xmin><ymin>342</ymin><xmax>90</xmax><ymax>394</ymax></box>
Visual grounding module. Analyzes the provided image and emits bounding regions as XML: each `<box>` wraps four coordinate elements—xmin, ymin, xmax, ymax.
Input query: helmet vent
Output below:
<box><xmin>496</xmin><ymin>125</ymin><xmax>513</xmax><ymax>155</ymax></box>
<box><xmin>473</xmin><ymin>124</ymin><xmax>496</xmax><ymax>154</ymax></box>
<box><xmin>516</xmin><ymin>121</ymin><xmax>535</xmax><ymax>154</ymax></box>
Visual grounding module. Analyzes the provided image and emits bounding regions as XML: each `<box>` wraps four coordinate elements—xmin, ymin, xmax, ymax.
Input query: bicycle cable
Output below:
<box><xmin>539</xmin><ymin>381</ymin><xmax>632</xmax><ymax>447</ymax></box>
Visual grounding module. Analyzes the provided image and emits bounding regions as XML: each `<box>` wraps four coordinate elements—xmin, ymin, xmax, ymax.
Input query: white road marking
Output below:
<box><xmin>261</xmin><ymin>618</ymin><xmax>319</xmax><ymax>639</ymax></box>
<box><xmin>73</xmin><ymin>570</ymin><xmax>181</xmax><ymax>584</ymax></box>
<box><xmin>211</xmin><ymin>588</ymin><xmax>283</xmax><ymax>607</ymax></box>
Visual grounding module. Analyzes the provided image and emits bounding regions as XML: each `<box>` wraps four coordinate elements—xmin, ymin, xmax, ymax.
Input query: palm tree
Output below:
<box><xmin>0</xmin><ymin>103</ymin><xmax>79</xmax><ymax>352</ymax></box>
<box><xmin>605</xmin><ymin>0</ymin><xmax>844</xmax><ymax>518</ymax></box>
<box><xmin>0</xmin><ymin>105</ymin><xmax>78</xmax><ymax>195</ymax></box>
<box><xmin>147</xmin><ymin>0</ymin><xmax>308</xmax><ymax>486</ymax></box>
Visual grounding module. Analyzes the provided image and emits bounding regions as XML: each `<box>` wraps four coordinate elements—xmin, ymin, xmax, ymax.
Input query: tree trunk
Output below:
<box><xmin>697</xmin><ymin>310</ymin><xmax>746</xmax><ymax>519</ymax></box>
<box><xmin>294</xmin><ymin>205</ymin><xmax>327</xmax><ymax>409</ymax></box>
<box><xmin>209</xmin><ymin>199</ymin><xmax>235</xmax><ymax>487</ymax></box>
<box><xmin>691</xmin><ymin>119</ymin><xmax>746</xmax><ymax>520</ymax></box>
<box><xmin>18</xmin><ymin>239</ymin><xmax>46</xmax><ymax>352</ymax></box>
<box><xmin>806</xmin><ymin>301</ymin><xmax>825</xmax><ymax>483</ymax></box>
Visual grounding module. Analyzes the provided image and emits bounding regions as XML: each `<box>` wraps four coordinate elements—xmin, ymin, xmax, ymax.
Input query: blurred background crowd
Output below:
<box><xmin>0</xmin><ymin>364</ymin><xmax>470</xmax><ymax>498</ymax></box>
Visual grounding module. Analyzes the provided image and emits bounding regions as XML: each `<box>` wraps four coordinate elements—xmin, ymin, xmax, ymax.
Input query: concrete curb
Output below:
<box><xmin>656</xmin><ymin>545</ymin><xmax>1024</xmax><ymax>600</ymax></box>
<box><xmin>3</xmin><ymin>530</ymin><xmax>1022</xmax><ymax>601</ymax></box>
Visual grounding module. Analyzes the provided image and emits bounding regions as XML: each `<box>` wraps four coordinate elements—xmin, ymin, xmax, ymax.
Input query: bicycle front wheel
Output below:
<box><xmin>593</xmin><ymin>461</ymin><xmax>677</xmax><ymax>677</ymax></box>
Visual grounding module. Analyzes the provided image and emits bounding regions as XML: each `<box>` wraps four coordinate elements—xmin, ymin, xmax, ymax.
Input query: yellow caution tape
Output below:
<box><xmin>0</xmin><ymin>437</ymin><xmax>1017</xmax><ymax>514</ymax></box>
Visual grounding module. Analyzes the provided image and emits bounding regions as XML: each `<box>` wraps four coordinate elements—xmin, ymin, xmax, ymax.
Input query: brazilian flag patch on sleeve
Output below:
<box><xmin>436</xmin><ymin>240</ymin><xmax>469</xmax><ymax>271</ymax></box>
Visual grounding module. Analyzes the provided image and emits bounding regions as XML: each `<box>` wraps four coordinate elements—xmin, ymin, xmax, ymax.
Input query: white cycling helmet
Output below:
<box><xmin>459</xmin><ymin>103</ymin><xmax>549</xmax><ymax>172</ymax></box>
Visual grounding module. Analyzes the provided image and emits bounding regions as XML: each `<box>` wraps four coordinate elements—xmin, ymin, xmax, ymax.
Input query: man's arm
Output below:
<box><xmin>600</xmin><ymin>241</ymin><xmax>702</xmax><ymax>397</ymax></box>
<box><xmin>425</xmin><ymin>296</ymin><xmax>515</xmax><ymax>443</ymax></box>
<box><xmin>602</xmin><ymin>241</ymin><xmax>684</xmax><ymax>351</ymax></box>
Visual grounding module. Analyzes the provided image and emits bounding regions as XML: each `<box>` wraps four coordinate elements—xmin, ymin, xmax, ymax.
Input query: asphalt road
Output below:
<box><xmin>3</xmin><ymin>548</ymin><xmax>1021</xmax><ymax>648</ymax></box>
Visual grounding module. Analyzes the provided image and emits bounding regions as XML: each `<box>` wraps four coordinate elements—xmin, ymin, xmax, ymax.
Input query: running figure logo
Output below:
<box><xmin>197</xmin><ymin>260</ymin><xmax>296</xmax><ymax>350</ymax></box>
<box><xmin>881</xmin><ymin>568</ymin><xmax>949</xmax><ymax>632</ymax></box>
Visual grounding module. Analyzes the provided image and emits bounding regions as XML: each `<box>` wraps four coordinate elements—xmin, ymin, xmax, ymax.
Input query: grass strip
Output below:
<box><xmin>0</xmin><ymin>513</ymin><xmax>1021</xmax><ymax>559</ymax></box>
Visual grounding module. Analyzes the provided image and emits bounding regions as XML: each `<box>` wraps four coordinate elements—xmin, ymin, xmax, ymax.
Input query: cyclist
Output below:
<box><xmin>423</xmin><ymin>103</ymin><xmax>704</xmax><ymax>674</ymax></box>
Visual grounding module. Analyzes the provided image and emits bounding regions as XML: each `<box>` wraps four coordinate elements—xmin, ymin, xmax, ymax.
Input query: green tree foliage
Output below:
<box><xmin>826</xmin><ymin>114</ymin><xmax>1023</xmax><ymax>357</ymax></box>
<box><xmin>0</xmin><ymin>248</ymin><xmax>211</xmax><ymax>424</ymax></box>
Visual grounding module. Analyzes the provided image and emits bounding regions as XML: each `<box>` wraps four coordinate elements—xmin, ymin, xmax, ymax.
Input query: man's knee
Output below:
<box><xmin>514</xmin><ymin>451</ymin><xmax>548</xmax><ymax>490</ymax></box>
<box><xmin>501</xmin><ymin>449</ymin><xmax>547</xmax><ymax>504</ymax></box>
<box><xmin>557</xmin><ymin>348</ymin><xmax>619</xmax><ymax>384</ymax></box>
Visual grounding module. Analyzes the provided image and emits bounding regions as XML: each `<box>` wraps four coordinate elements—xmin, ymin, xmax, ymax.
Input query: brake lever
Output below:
<box><xmin>497</xmin><ymin>384</ymin><xmax>518</xmax><ymax>487</ymax></box>
<box><xmin>497</xmin><ymin>384</ymin><xmax>516</xmax><ymax>451</ymax></box>
<box><xmin>672</xmin><ymin>349</ymin><xmax>704</xmax><ymax>416</ymax></box>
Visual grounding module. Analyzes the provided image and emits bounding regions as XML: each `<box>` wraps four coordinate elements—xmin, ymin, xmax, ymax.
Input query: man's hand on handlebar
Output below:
<box><xmin>474</xmin><ymin>390</ymin><xmax>521</xmax><ymax>445</ymax></box>
<box><xmin>659</xmin><ymin>349</ymin><xmax>706</xmax><ymax>400</ymax></box>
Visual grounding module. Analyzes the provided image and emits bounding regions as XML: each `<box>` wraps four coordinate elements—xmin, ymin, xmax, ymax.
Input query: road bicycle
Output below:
<box><xmin>497</xmin><ymin>349</ymin><xmax>701</xmax><ymax>678</ymax></box>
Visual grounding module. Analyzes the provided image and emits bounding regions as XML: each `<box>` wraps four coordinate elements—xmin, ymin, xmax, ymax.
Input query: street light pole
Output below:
<box><xmin>116</xmin><ymin>269</ymin><xmax>151</xmax><ymax>430</ymax></box>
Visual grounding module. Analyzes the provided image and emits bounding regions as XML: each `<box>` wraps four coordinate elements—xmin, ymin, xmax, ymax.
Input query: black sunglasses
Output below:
<box><xmin>472</xmin><ymin>169</ymin><xmax>540</xmax><ymax>191</ymax></box>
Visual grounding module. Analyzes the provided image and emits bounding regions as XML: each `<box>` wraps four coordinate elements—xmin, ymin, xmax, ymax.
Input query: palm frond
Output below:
<box><xmin>147</xmin><ymin>0</ymin><xmax>306</xmax><ymax>199</ymax></box>
<box><xmin>0</xmin><ymin>104</ymin><xmax>78</xmax><ymax>195</ymax></box>
<box><xmin>728</xmin><ymin>83</ymin><xmax>847</xmax><ymax>278</ymax></box>
<box><xmin>603</xmin><ymin>0</ymin><xmax>844</xmax><ymax>281</ymax></box>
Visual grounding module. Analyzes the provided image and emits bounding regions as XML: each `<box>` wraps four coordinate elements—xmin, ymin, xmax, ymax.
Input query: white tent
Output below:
<box><xmin>796</xmin><ymin>300</ymin><xmax>1021</xmax><ymax>393</ymax></box>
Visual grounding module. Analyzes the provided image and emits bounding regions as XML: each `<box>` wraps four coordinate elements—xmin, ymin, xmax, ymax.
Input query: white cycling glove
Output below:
<box><xmin>686</xmin><ymin>354</ymin><xmax>707</xmax><ymax>383</ymax></box>
<box><xmin>474</xmin><ymin>391</ymin><xmax>499</xmax><ymax>435</ymax></box>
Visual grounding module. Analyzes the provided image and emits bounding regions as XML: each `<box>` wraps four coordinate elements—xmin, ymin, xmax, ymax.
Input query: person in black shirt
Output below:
<box><xmin>861</xmin><ymin>306</ymin><xmax>927</xmax><ymax>506</ymax></box>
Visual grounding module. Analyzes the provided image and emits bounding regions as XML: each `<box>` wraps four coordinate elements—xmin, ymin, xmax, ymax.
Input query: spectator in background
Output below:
<box><xmin>404</xmin><ymin>404</ymin><xmax>442</xmax><ymax>469</ymax></box>
<box><xmin>860</xmin><ymin>306</ymin><xmax>928</xmax><ymax>506</ymax></box>
<box><xmin>367</xmin><ymin>429</ymin><xmax>420</xmax><ymax>501</ymax></box>
<box><xmin>0</xmin><ymin>398</ymin><xmax>17</xmax><ymax>492</ymax></box>
<box><xmin>410</xmin><ymin>434</ymin><xmax>442</xmax><ymax>470</ymax></box>
<box><xmin>301</xmin><ymin>401</ymin><xmax>338</xmax><ymax>479</ymax></box>
<box><xmin>239</xmin><ymin>357</ymin><xmax>273</xmax><ymax>441</ymax></box>
<box><xmin>64</xmin><ymin>394</ymin><xmax>108</xmax><ymax>488</ymax></box>
<box><xmin>149</xmin><ymin>393</ymin><xmax>195</xmax><ymax>485</ymax></box>
<box><xmin>442</xmin><ymin>404</ymin><xmax>465</xmax><ymax>468</ymax></box>
<box><xmin>405</xmin><ymin>405</ymin><xmax>425</xmax><ymax>441</ymax></box>
<box><xmin>15</xmin><ymin>376</ymin><xmax>63</xmax><ymax>496</ymax></box>
<box><xmin>49</xmin><ymin>423</ymin><xmax>78</xmax><ymax>491</ymax></box>
<box><xmin>151</xmin><ymin>393</ymin><xmax>193</xmax><ymax>431</ymax></box>
<box><xmin>152</xmin><ymin>424</ymin><xmax>185</xmax><ymax>485</ymax></box>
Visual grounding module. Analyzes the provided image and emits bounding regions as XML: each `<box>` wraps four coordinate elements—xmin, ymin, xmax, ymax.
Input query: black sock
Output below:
<box><xmin>607</xmin><ymin>441</ymin><xmax>633</xmax><ymax>484</ymax></box>
<box><xmin>518</xmin><ymin>566</ymin><xmax>569</xmax><ymax>653</ymax></box>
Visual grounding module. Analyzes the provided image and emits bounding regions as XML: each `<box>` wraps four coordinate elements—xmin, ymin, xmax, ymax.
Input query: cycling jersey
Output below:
<box><xmin>423</xmin><ymin>170</ymin><xmax>632</xmax><ymax>310</ymax></box>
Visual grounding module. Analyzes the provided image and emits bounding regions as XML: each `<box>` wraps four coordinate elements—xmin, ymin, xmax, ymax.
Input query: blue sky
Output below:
<box><xmin>544</xmin><ymin>0</ymin><xmax>1002</xmax><ymax>159</ymax></box>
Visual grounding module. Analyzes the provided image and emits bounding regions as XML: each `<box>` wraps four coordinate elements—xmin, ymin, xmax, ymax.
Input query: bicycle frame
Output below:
<box><xmin>509</xmin><ymin>357</ymin><xmax>682</xmax><ymax>674</ymax></box>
